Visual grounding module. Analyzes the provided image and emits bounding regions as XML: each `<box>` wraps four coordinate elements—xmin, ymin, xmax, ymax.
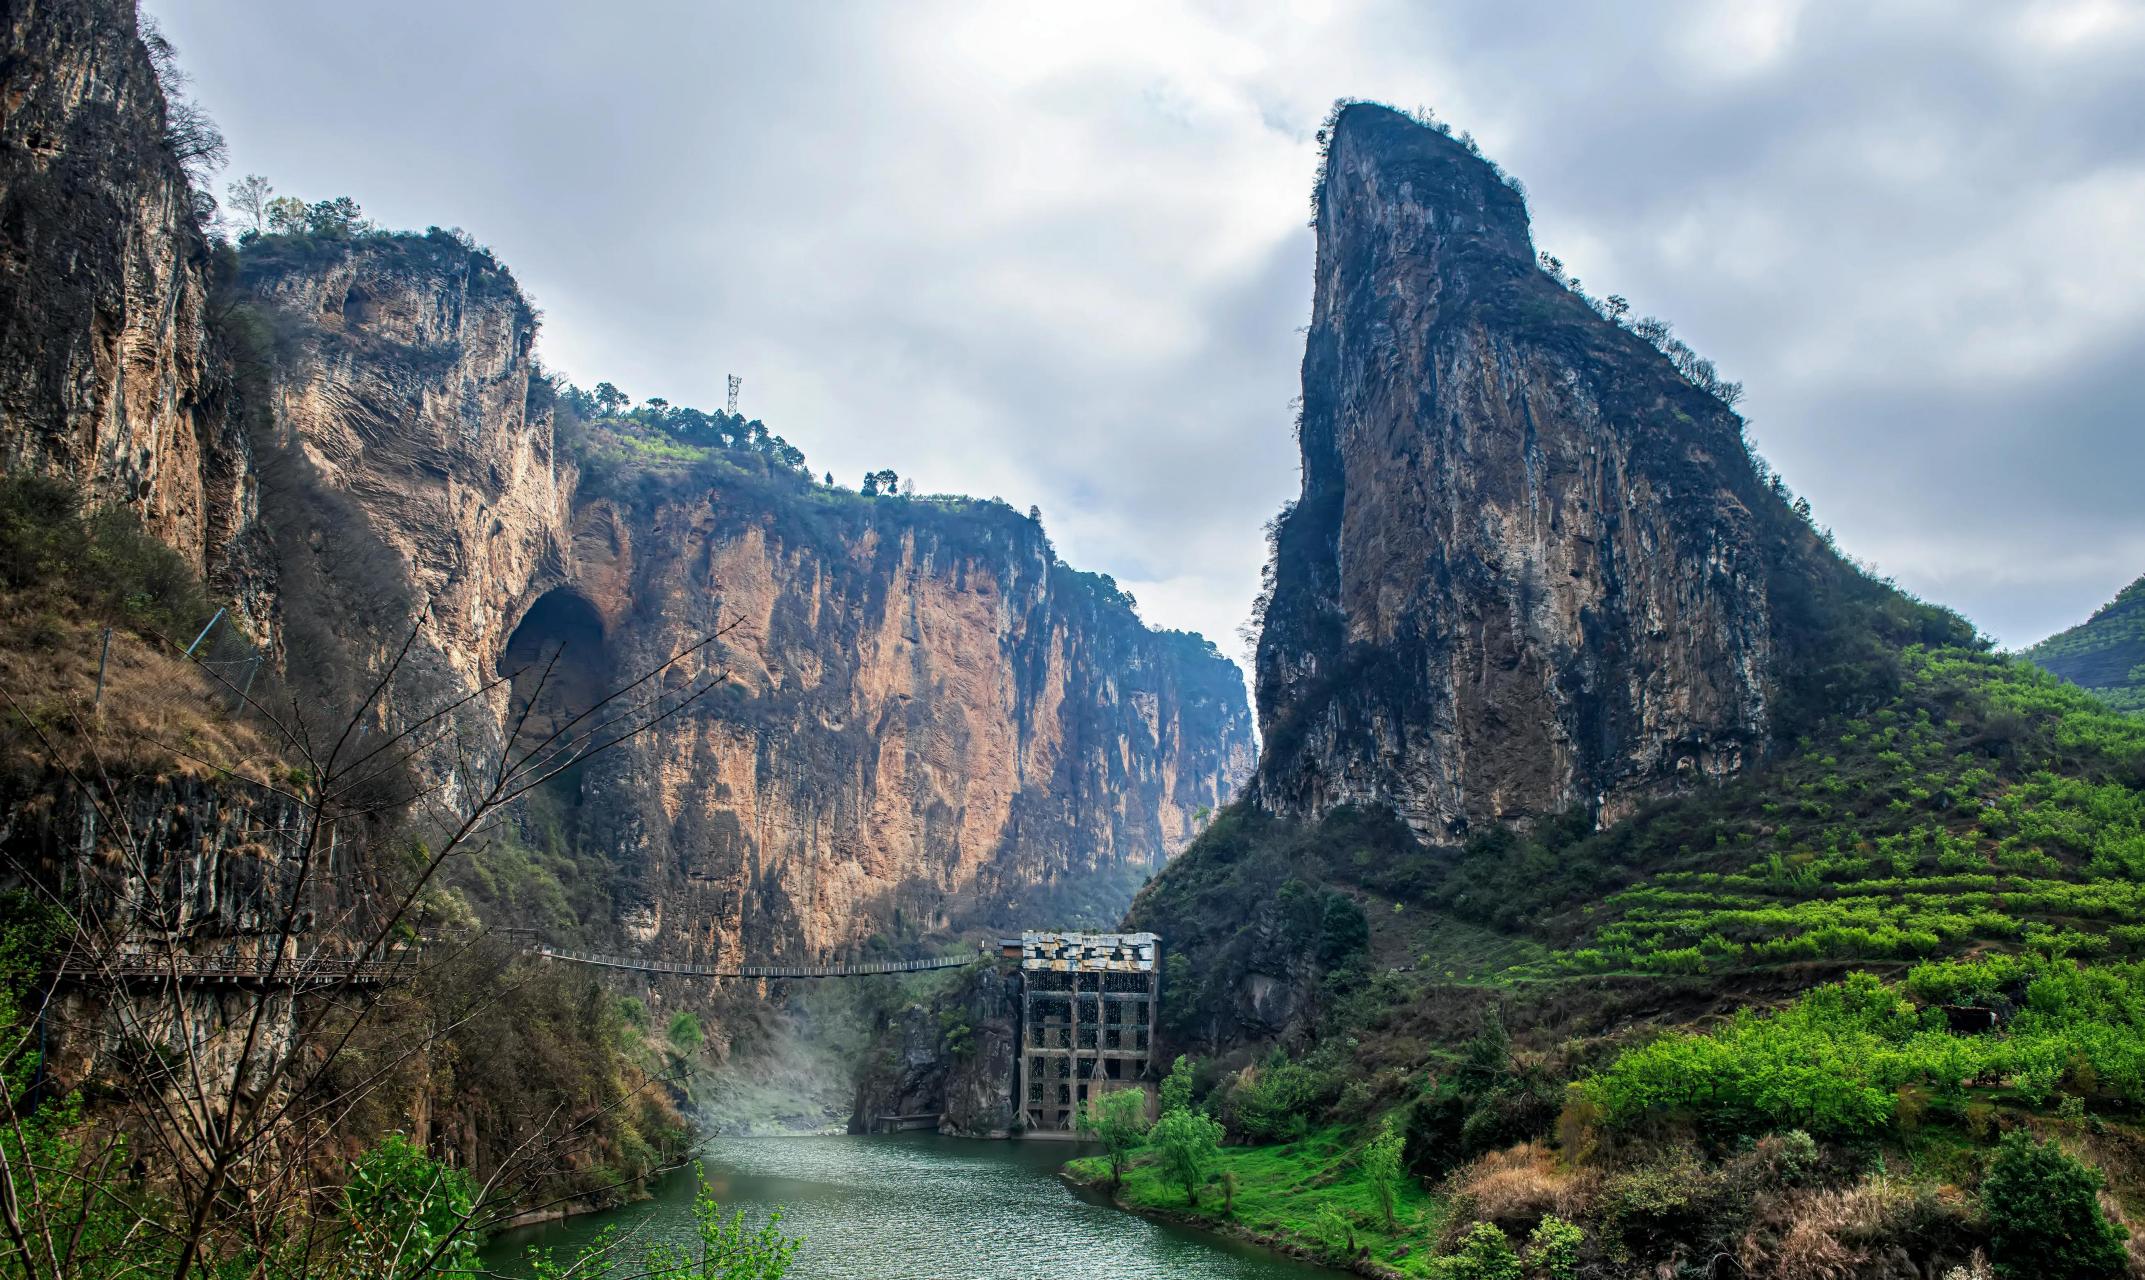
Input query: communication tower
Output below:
<box><xmin>726</xmin><ymin>375</ymin><xmax>741</xmax><ymax>416</ymax></box>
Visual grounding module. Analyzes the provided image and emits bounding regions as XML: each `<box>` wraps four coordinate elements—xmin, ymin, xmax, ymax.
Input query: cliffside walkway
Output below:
<box><xmin>47</xmin><ymin>939</ymin><xmax>979</xmax><ymax>989</ymax></box>
<box><xmin>530</xmin><ymin>944</ymin><xmax>980</xmax><ymax>980</ymax></box>
<box><xmin>47</xmin><ymin>950</ymin><xmax>410</xmax><ymax>990</ymax></box>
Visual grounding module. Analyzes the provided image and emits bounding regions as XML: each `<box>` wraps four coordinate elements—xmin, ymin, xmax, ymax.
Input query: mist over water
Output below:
<box><xmin>485</xmin><ymin>1133</ymin><xmax>1344</xmax><ymax>1279</ymax></box>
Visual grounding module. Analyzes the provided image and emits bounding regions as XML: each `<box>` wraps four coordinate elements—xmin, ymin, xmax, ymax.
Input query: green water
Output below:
<box><xmin>483</xmin><ymin>1133</ymin><xmax>1344</xmax><ymax>1279</ymax></box>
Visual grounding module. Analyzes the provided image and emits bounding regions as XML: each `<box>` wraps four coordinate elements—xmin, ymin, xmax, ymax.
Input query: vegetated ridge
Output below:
<box><xmin>2025</xmin><ymin>573</ymin><xmax>2145</xmax><ymax>715</ymax></box>
<box><xmin>1106</xmin><ymin>101</ymin><xmax>2145</xmax><ymax>1280</ymax></box>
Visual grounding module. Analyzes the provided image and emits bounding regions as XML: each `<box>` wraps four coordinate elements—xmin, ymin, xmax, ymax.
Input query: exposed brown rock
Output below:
<box><xmin>1253</xmin><ymin>103</ymin><xmax>1814</xmax><ymax>839</ymax></box>
<box><xmin>0</xmin><ymin>0</ymin><xmax>256</xmax><ymax>592</ymax></box>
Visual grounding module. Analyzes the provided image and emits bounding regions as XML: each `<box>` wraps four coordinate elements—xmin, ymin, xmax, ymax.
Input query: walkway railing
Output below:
<box><xmin>532</xmin><ymin>945</ymin><xmax>979</xmax><ymax>980</ymax></box>
<box><xmin>46</xmin><ymin>949</ymin><xmax>412</xmax><ymax>989</ymax></box>
<box><xmin>48</xmin><ymin>937</ymin><xmax>978</xmax><ymax>989</ymax></box>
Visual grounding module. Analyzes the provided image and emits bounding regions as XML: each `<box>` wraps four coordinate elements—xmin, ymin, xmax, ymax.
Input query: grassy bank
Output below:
<box><xmin>1066</xmin><ymin>1125</ymin><xmax>1445</xmax><ymax>1277</ymax></box>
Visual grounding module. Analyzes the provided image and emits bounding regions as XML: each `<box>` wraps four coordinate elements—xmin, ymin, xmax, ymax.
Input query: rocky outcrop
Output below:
<box><xmin>239</xmin><ymin>233</ymin><xmax>573</xmax><ymax>715</ymax></box>
<box><xmin>545</xmin><ymin>475</ymin><xmax>1254</xmax><ymax>957</ymax></box>
<box><xmin>219</xmin><ymin>237</ymin><xmax>1252</xmax><ymax>959</ymax></box>
<box><xmin>231</xmin><ymin>229</ymin><xmax>1255</xmax><ymax>956</ymax></box>
<box><xmin>849</xmin><ymin>962</ymin><xmax>1020</xmax><ymax>1137</ymax></box>
<box><xmin>0</xmin><ymin>0</ymin><xmax>258</xmax><ymax>595</ymax></box>
<box><xmin>1253</xmin><ymin>103</ymin><xmax>1832</xmax><ymax>838</ymax></box>
<box><xmin>0</xmin><ymin>0</ymin><xmax>1253</xmax><ymax>972</ymax></box>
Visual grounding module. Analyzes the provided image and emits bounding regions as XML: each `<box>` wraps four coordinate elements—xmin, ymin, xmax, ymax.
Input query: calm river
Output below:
<box><xmin>483</xmin><ymin>1133</ymin><xmax>1344</xmax><ymax>1279</ymax></box>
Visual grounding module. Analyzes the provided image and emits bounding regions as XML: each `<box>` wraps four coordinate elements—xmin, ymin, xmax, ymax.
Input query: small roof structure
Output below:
<box><xmin>1010</xmin><ymin>930</ymin><xmax>1159</xmax><ymax>973</ymax></box>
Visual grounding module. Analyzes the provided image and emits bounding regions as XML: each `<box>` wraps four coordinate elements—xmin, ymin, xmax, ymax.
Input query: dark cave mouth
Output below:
<box><xmin>500</xmin><ymin>588</ymin><xmax>608</xmax><ymax>743</ymax></box>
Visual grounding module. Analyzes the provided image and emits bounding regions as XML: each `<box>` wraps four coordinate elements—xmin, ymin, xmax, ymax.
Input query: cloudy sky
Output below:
<box><xmin>150</xmin><ymin>0</ymin><xmax>2145</xmax><ymax>668</ymax></box>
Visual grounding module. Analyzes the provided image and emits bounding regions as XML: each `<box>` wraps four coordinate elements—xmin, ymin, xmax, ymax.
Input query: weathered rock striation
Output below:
<box><xmin>237</xmin><ymin>233</ymin><xmax>575</xmax><ymax>713</ymax></box>
<box><xmin>221</xmin><ymin>234</ymin><xmax>1253</xmax><ymax>957</ymax></box>
<box><xmin>227</xmin><ymin>233</ymin><xmax>1254</xmax><ymax>955</ymax></box>
<box><xmin>0</xmin><ymin>0</ymin><xmax>1253</xmax><ymax>958</ymax></box>
<box><xmin>848</xmin><ymin>963</ymin><xmax>1021</xmax><ymax>1138</ymax></box>
<box><xmin>1253</xmin><ymin>103</ymin><xmax>1843</xmax><ymax>838</ymax></box>
<box><xmin>0</xmin><ymin>0</ymin><xmax>257</xmax><ymax>592</ymax></box>
<box><xmin>526</xmin><ymin>475</ymin><xmax>1253</xmax><ymax>958</ymax></box>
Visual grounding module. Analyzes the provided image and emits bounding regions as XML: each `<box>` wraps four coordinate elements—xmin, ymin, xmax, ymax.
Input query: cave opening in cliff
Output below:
<box><xmin>501</xmin><ymin>588</ymin><xmax>609</xmax><ymax>754</ymax></box>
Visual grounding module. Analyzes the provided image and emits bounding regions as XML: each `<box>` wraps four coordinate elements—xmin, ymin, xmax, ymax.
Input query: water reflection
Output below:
<box><xmin>484</xmin><ymin>1133</ymin><xmax>1343</xmax><ymax>1279</ymax></box>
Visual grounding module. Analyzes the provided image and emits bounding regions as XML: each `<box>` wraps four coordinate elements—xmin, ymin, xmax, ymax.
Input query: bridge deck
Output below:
<box><xmin>534</xmin><ymin>946</ymin><xmax>977</xmax><ymax>979</ymax></box>
<box><xmin>46</xmin><ymin>942</ymin><xmax>978</xmax><ymax>988</ymax></box>
<box><xmin>47</xmin><ymin>953</ymin><xmax>410</xmax><ymax>988</ymax></box>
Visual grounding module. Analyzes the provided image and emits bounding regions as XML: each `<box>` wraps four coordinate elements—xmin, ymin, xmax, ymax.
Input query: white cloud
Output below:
<box><xmin>151</xmin><ymin>0</ymin><xmax>2145</xmax><ymax>674</ymax></box>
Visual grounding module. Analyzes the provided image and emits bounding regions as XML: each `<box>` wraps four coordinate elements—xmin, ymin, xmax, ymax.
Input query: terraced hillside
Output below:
<box><xmin>2026</xmin><ymin>573</ymin><xmax>2145</xmax><ymax>715</ymax></box>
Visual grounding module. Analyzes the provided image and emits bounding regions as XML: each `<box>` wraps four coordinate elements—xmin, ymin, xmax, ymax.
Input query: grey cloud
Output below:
<box><xmin>149</xmin><ymin>0</ymin><xmax>2145</xmax><ymax>660</ymax></box>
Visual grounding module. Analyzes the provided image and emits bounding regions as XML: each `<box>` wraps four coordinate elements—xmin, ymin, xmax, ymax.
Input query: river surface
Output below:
<box><xmin>483</xmin><ymin>1133</ymin><xmax>1344</xmax><ymax>1279</ymax></box>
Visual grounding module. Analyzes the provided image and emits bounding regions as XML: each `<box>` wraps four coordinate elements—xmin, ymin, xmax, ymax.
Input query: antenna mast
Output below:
<box><xmin>726</xmin><ymin>375</ymin><xmax>741</xmax><ymax>416</ymax></box>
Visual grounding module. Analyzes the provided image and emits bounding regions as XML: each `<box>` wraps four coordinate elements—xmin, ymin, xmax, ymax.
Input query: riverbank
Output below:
<box><xmin>483</xmin><ymin>1132</ymin><xmax>1348</xmax><ymax>1278</ymax></box>
<box><xmin>1061</xmin><ymin>1126</ymin><xmax>1443</xmax><ymax>1279</ymax></box>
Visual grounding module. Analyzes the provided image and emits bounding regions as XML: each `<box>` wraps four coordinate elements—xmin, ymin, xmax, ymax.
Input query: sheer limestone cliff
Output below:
<box><xmin>1252</xmin><ymin>103</ymin><xmax>1857</xmax><ymax>839</ymax></box>
<box><xmin>0</xmin><ymin>0</ymin><xmax>257</xmax><ymax>592</ymax></box>
<box><xmin>223</xmin><ymin>235</ymin><xmax>1253</xmax><ymax>956</ymax></box>
<box><xmin>528</xmin><ymin>476</ymin><xmax>1254</xmax><ymax>957</ymax></box>
<box><xmin>0</xmin><ymin>1</ymin><xmax>1252</xmax><ymax>965</ymax></box>
<box><xmin>237</xmin><ymin>233</ymin><xmax>575</xmax><ymax>713</ymax></box>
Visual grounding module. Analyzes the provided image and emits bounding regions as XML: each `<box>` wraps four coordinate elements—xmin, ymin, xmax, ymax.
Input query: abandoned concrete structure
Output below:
<box><xmin>1010</xmin><ymin>930</ymin><xmax>1160</xmax><ymax>1135</ymax></box>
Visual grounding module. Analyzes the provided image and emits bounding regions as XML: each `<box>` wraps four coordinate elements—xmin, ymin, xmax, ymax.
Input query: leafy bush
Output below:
<box><xmin>339</xmin><ymin>1133</ymin><xmax>480</xmax><ymax>1277</ymax></box>
<box><xmin>1223</xmin><ymin>1050</ymin><xmax>1339</xmax><ymax>1142</ymax></box>
<box><xmin>1980</xmin><ymin>1131</ymin><xmax>2127</xmax><ymax>1280</ymax></box>
<box><xmin>1437</xmin><ymin>1223</ymin><xmax>1521</xmax><ymax>1280</ymax></box>
<box><xmin>1523</xmin><ymin>1215</ymin><xmax>1584</xmax><ymax>1280</ymax></box>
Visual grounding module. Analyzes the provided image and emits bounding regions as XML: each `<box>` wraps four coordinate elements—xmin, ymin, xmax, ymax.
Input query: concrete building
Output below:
<box><xmin>1011</xmin><ymin>930</ymin><xmax>1159</xmax><ymax>1135</ymax></box>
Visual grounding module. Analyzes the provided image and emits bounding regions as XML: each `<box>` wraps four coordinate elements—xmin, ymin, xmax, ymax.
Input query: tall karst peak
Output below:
<box><xmin>1254</xmin><ymin>102</ymin><xmax>1958</xmax><ymax>842</ymax></box>
<box><xmin>1316</xmin><ymin>102</ymin><xmax>1536</xmax><ymax>276</ymax></box>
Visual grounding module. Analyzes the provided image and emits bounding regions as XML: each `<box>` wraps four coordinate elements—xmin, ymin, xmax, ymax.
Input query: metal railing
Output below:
<box><xmin>532</xmin><ymin>944</ymin><xmax>980</xmax><ymax>980</ymax></box>
<box><xmin>47</xmin><ymin>932</ymin><xmax>981</xmax><ymax>990</ymax></box>
<box><xmin>46</xmin><ymin>947</ymin><xmax>413</xmax><ymax>989</ymax></box>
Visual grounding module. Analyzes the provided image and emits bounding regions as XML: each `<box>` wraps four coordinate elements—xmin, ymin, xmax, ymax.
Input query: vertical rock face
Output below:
<box><xmin>225</xmin><ymin>239</ymin><xmax>1253</xmax><ymax>956</ymax></box>
<box><xmin>0</xmin><ymin>0</ymin><xmax>254</xmax><ymax>585</ymax></box>
<box><xmin>1254</xmin><ymin>104</ymin><xmax>1796</xmax><ymax>837</ymax></box>
<box><xmin>240</xmin><ymin>235</ymin><xmax>574</xmax><ymax>702</ymax></box>
<box><xmin>0</xmin><ymin>0</ymin><xmax>1253</xmax><ymax>963</ymax></box>
<box><xmin>548</xmin><ymin>480</ymin><xmax>1255</xmax><ymax>957</ymax></box>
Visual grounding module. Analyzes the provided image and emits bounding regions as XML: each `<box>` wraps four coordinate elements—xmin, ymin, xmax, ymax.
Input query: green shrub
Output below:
<box><xmin>1980</xmin><ymin>1131</ymin><xmax>2126</xmax><ymax>1280</ymax></box>
<box><xmin>1438</xmin><ymin>1222</ymin><xmax>1521</xmax><ymax>1280</ymax></box>
<box><xmin>340</xmin><ymin>1133</ymin><xmax>480</xmax><ymax>1277</ymax></box>
<box><xmin>1224</xmin><ymin>1051</ymin><xmax>1337</xmax><ymax>1142</ymax></box>
<box><xmin>668</xmin><ymin>1010</ymin><xmax>704</xmax><ymax>1054</ymax></box>
<box><xmin>1522</xmin><ymin>1215</ymin><xmax>1584</xmax><ymax>1280</ymax></box>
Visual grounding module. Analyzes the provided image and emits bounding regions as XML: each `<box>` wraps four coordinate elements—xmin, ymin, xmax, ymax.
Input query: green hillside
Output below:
<box><xmin>2024</xmin><ymin>574</ymin><xmax>2145</xmax><ymax>715</ymax></box>
<box><xmin>1118</xmin><ymin>646</ymin><xmax>2145</xmax><ymax>1274</ymax></box>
